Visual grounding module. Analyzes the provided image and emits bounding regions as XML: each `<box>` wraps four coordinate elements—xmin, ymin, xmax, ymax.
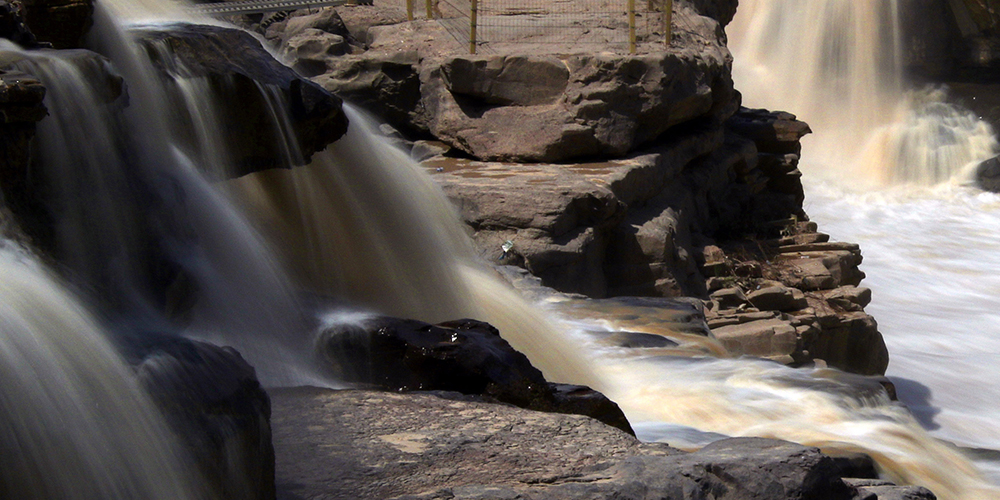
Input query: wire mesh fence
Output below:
<box><xmin>407</xmin><ymin>0</ymin><xmax>673</xmax><ymax>54</ymax></box>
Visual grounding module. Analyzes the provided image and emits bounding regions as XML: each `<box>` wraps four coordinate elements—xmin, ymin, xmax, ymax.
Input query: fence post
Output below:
<box><xmin>426</xmin><ymin>0</ymin><xmax>432</xmax><ymax>18</ymax></box>
<box><xmin>470</xmin><ymin>0</ymin><xmax>478</xmax><ymax>54</ymax></box>
<box><xmin>628</xmin><ymin>0</ymin><xmax>636</xmax><ymax>54</ymax></box>
<box><xmin>664</xmin><ymin>0</ymin><xmax>672</xmax><ymax>47</ymax></box>
<box><xmin>406</xmin><ymin>0</ymin><xmax>413</xmax><ymax>20</ymax></box>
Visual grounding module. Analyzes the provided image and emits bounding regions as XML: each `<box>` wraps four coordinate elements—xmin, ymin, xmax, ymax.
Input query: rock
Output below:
<box><xmin>271</xmin><ymin>388</ymin><xmax>892</xmax><ymax>500</ymax></box>
<box><xmin>119</xmin><ymin>331</ymin><xmax>275</xmax><ymax>500</ymax></box>
<box><xmin>316</xmin><ymin>316</ymin><xmax>633</xmax><ymax>434</ymax></box>
<box><xmin>710</xmin><ymin>286</ymin><xmax>749</xmax><ymax>310</ymax></box>
<box><xmin>421</xmin><ymin>51</ymin><xmax>735</xmax><ymax>162</ymax></box>
<box><xmin>747</xmin><ymin>284</ymin><xmax>808</xmax><ymax>311</ymax></box>
<box><xmin>728</xmin><ymin>107</ymin><xmax>813</xmax><ymax>155</ymax></box>
<box><xmin>825</xmin><ymin>285</ymin><xmax>874</xmax><ymax>311</ymax></box>
<box><xmin>712</xmin><ymin>318</ymin><xmax>799</xmax><ymax>358</ymax></box>
<box><xmin>844</xmin><ymin>479</ymin><xmax>937</xmax><ymax>500</ymax></box>
<box><xmin>21</xmin><ymin>0</ymin><xmax>92</xmax><ymax>49</ymax></box>
<box><xmin>282</xmin><ymin>29</ymin><xmax>348</xmax><ymax>76</ymax></box>
<box><xmin>0</xmin><ymin>0</ymin><xmax>41</xmax><ymax>48</ymax></box>
<box><xmin>975</xmin><ymin>155</ymin><xmax>1000</xmax><ymax>193</ymax></box>
<box><xmin>0</xmin><ymin>69</ymin><xmax>47</xmax><ymax>246</ymax></box>
<box><xmin>132</xmin><ymin>23</ymin><xmax>348</xmax><ymax>177</ymax></box>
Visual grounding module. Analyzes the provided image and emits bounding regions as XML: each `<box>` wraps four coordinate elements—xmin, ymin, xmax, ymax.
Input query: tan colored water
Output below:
<box><xmin>729</xmin><ymin>0</ymin><xmax>997</xmax><ymax>186</ymax></box>
<box><xmin>227</xmin><ymin>106</ymin><xmax>596</xmax><ymax>387</ymax></box>
<box><xmin>0</xmin><ymin>247</ymin><xmax>205</xmax><ymax>499</ymax></box>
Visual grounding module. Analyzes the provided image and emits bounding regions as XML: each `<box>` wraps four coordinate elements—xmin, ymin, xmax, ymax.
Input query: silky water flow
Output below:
<box><xmin>1</xmin><ymin>0</ymin><xmax>997</xmax><ymax>498</ymax></box>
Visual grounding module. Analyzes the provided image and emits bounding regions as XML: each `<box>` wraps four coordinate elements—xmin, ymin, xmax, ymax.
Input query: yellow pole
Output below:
<box><xmin>470</xmin><ymin>0</ymin><xmax>478</xmax><ymax>54</ymax></box>
<box><xmin>664</xmin><ymin>0</ymin><xmax>672</xmax><ymax>46</ymax></box>
<box><xmin>628</xmin><ymin>0</ymin><xmax>636</xmax><ymax>54</ymax></box>
<box><xmin>426</xmin><ymin>0</ymin><xmax>432</xmax><ymax>18</ymax></box>
<box><xmin>406</xmin><ymin>0</ymin><xmax>413</xmax><ymax>20</ymax></box>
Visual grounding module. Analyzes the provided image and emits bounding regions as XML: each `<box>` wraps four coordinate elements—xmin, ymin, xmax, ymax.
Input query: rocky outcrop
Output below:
<box><xmin>133</xmin><ymin>24</ymin><xmax>348</xmax><ymax>176</ymax></box>
<box><xmin>271</xmin><ymin>388</ymin><xmax>925</xmax><ymax>500</ymax></box>
<box><xmin>317</xmin><ymin>316</ymin><xmax>634</xmax><ymax>434</ymax></box>
<box><xmin>120</xmin><ymin>331</ymin><xmax>275</xmax><ymax>500</ymax></box>
<box><xmin>286</xmin><ymin>1</ymin><xmax>734</xmax><ymax>163</ymax></box>
<box><xmin>702</xmin><ymin>226</ymin><xmax>889</xmax><ymax>375</ymax></box>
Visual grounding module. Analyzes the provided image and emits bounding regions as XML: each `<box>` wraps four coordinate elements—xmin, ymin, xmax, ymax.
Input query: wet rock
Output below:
<box><xmin>975</xmin><ymin>155</ymin><xmax>1000</xmax><ymax>193</ymax></box>
<box><xmin>132</xmin><ymin>23</ymin><xmax>348</xmax><ymax>177</ymax></box>
<box><xmin>120</xmin><ymin>331</ymin><xmax>275</xmax><ymax>500</ymax></box>
<box><xmin>316</xmin><ymin>316</ymin><xmax>633</xmax><ymax>434</ymax></box>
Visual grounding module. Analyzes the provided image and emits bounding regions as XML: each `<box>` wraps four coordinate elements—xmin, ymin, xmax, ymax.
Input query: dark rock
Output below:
<box><xmin>728</xmin><ymin>107</ymin><xmax>813</xmax><ymax>155</ymax></box>
<box><xmin>119</xmin><ymin>331</ymin><xmax>275</xmax><ymax>500</ymax></box>
<box><xmin>316</xmin><ymin>316</ymin><xmax>633</xmax><ymax>434</ymax></box>
<box><xmin>711</xmin><ymin>286</ymin><xmax>749</xmax><ymax>310</ymax></box>
<box><xmin>21</xmin><ymin>0</ymin><xmax>92</xmax><ymax>49</ymax></box>
<box><xmin>976</xmin><ymin>155</ymin><xmax>1000</xmax><ymax>193</ymax></box>
<box><xmin>132</xmin><ymin>23</ymin><xmax>348</xmax><ymax>177</ymax></box>
<box><xmin>0</xmin><ymin>69</ymin><xmax>45</xmax><ymax>246</ymax></box>
<box><xmin>0</xmin><ymin>0</ymin><xmax>41</xmax><ymax>48</ymax></box>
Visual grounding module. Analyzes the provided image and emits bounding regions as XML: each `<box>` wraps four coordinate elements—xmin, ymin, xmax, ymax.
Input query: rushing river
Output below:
<box><xmin>730</xmin><ymin>0</ymin><xmax>1000</xmax><ymax>487</ymax></box>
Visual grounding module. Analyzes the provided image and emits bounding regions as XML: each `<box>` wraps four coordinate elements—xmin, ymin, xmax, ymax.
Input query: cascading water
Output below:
<box><xmin>727</xmin><ymin>0</ymin><xmax>1000</xmax><ymax>495</ymax></box>
<box><xmin>0</xmin><ymin>244</ymin><xmax>204</xmax><ymax>499</ymax></box>
<box><xmin>6</xmin><ymin>0</ymin><xmax>1000</xmax><ymax>498</ymax></box>
<box><xmin>729</xmin><ymin>0</ymin><xmax>997</xmax><ymax>185</ymax></box>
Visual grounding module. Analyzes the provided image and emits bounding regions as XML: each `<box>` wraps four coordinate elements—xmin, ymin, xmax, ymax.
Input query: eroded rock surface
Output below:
<box><xmin>272</xmin><ymin>388</ymin><xmax>923</xmax><ymax>500</ymax></box>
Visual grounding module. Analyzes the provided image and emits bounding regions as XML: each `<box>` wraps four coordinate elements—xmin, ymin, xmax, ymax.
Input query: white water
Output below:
<box><xmin>0</xmin><ymin>245</ymin><xmax>204</xmax><ymax>499</ymax></box>
<box><xmin>728</xmin><ymin>0</ymin><xmax>1000</xmax><ymax>493</ymax></box>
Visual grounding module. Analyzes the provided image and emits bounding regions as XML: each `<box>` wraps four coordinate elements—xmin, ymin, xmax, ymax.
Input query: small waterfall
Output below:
<box><xmin>226</xmin><ymin>105</ymin><xmax>597</xmax><ymax>386</ymax></box>
<box><xmin>728</xmin><ymin>0</ymin><xmax>997</xmax><ymax>185</ymax></box>
<box><xmin>0</xmin><ymin>245</ymin><xmax>204</xmax><ymax>499</ymax></box>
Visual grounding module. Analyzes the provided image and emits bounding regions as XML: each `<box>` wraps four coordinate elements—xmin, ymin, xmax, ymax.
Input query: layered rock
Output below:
<box><xmin>271</xmin><ymin>388</ymin><xmax>927</xmax><ymax>500</ymax></box>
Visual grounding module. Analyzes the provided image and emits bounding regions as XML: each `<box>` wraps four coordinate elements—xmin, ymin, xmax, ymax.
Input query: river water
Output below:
<box><xmin>730</xmin><ymin>0</ymin><xmax>1000</xmax><ymax>486</ymax></box>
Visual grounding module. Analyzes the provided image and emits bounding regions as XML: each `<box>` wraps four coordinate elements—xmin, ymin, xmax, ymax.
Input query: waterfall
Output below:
<box><xmin>0</xmin><ymin>245</ymin><xmax>204</xmax><ymax>499</ymax></box>
<box><xmin>3</xmin><ymin>0</ymin><xmax>999</xmax><ymax>498</ymax></box>
<box><xmin>728</xmin><ymin>0</ymin><xmax>997</xmax><ymax>185</ymax></box>
<box><xmin>225</xmin><ymin>106</ymin><xmax>596</xmax><ymax>386</ymax></box>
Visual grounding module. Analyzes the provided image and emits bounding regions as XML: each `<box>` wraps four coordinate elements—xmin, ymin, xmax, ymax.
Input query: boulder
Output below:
<box><xmin>420</xmin><ymin>51</ymin><xmax>736</xmax><ymax>162</ymax></box>
<box><xmin>271</xmin><ymin>388</ymin><xmax>924</xmax><ymax>500</ymax></box>
<box><xmin>0</xmin><ymin>69</ymin><xmax>47</xmax><ymax>246</ymax></box>
<box><xmin>132</xmin><ymin>23</ymin><xmax>348</xmax><ymax>177</ymax></box>
<box><xmin>119</xmin><ymin>331</ymin><xmax>275</xmax><ymax>500</ymax></box>
<box><xmin>316</xmin><ymin>316</ymin><xmax>633</xmax><ymax>434</ymax></box>
<box><xmin>976</xmin><ymin>154</ymin><xmax>1000</xmax><ymax>193</ymax></box>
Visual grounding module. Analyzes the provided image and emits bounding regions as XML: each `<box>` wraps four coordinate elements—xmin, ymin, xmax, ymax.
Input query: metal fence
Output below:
<box><xmin>406</xmin><ymin>0</ymin><xmax>673</xmax><ymax>54</ymax></box>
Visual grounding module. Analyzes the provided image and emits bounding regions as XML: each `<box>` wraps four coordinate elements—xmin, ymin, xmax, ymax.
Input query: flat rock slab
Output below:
<box><xmin>272</xmin><ymin>388</ymin><xmax>860</xmax><ymax>500</ymax></box>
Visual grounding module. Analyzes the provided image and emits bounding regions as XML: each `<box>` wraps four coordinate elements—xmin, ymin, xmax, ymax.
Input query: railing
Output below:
<box><xmin>188</xmin><ymin>0</ymin><xmax>350</xmax><ymax>16</ymax></box>
<box><xmin>408</xmin><ymin>0</ymin><xmax>673</xmax><ymax>54</ymax></box>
